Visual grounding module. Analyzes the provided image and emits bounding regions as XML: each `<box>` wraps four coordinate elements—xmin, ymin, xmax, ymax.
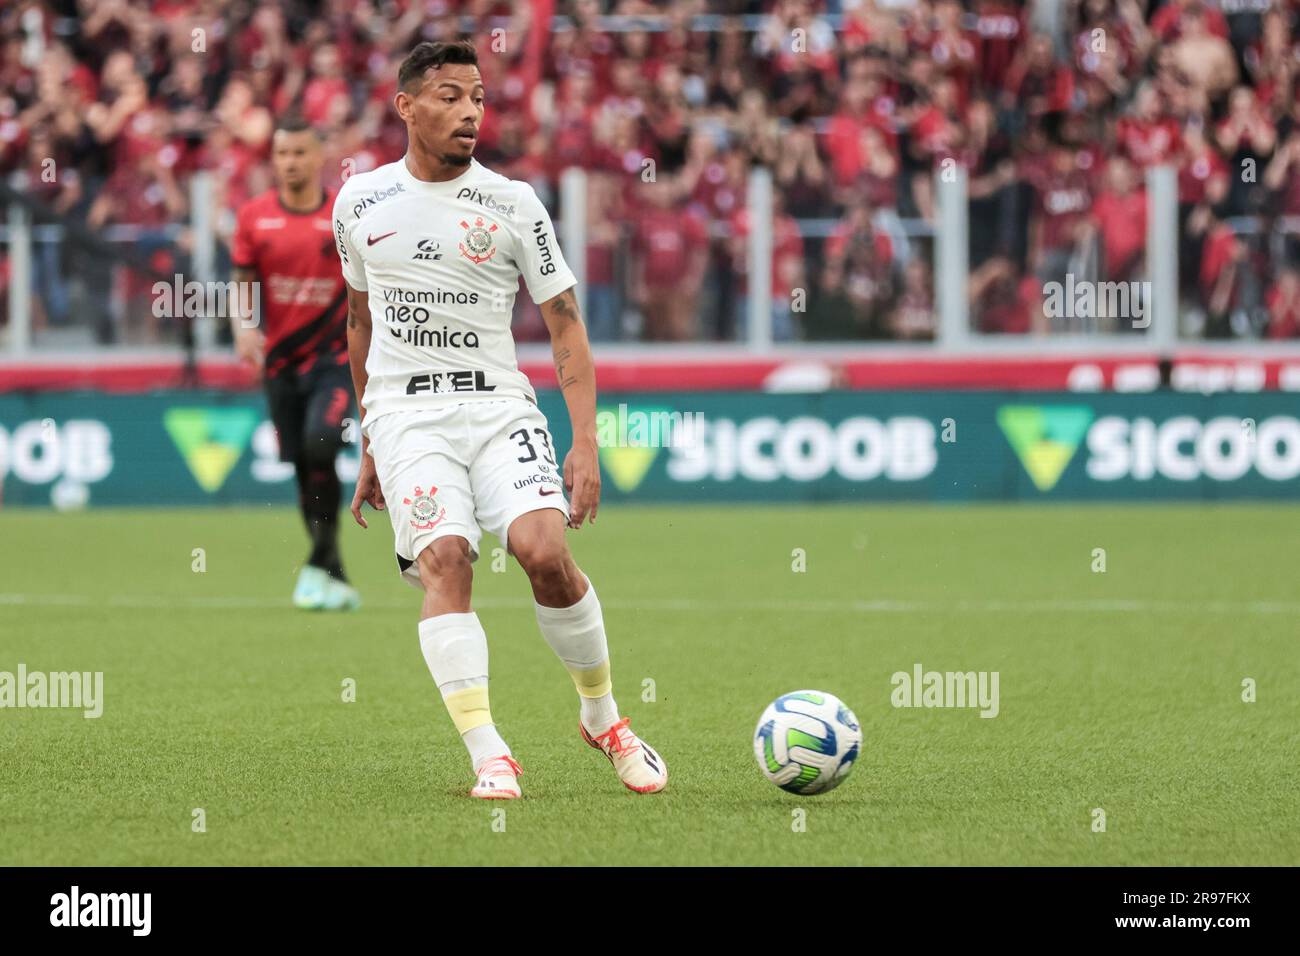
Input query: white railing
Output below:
<box><xmin>5</xmin><ymin>166</ymin><xmax>1300</xmax><ymax>356</ymax></box>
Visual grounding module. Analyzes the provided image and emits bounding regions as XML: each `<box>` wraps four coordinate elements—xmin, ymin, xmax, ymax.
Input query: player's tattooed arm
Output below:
<box><xmin>540</xmin><ymin>285</ymin><xmax>600</xmax><ymax>528</ymax></box>
<box><xmin>553</xmin><ymin>346</ymin><xmax>576</xmax><ymax>391</ymax></box>
<box><xmin>541</xmin><ymin>288</ymin><xmax>587</xmax><ymax>392</ymax></box>
<box><xmin>541</xmin><ymin>287</ymin><xmax>592</xmax><ymax>389</ymax></box>
<box><xmin>546</xmin><ymin>286</ymin><xmax>582</xmax><ymax>326</ymax></box>
<box><xmin>231</xmin><ymin>266</ymin><xmax>263</xmax><ymax>372</ymax></box>
<box><xmin>344</xmin><ymin>282</ymin><xmax>372</xmax><ymax>422</ymax></box>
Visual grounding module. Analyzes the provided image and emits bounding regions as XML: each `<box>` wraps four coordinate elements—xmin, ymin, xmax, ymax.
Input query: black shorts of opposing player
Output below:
<box><xmin>265</xmin><ymin>361</ymin><xmax>353</xmax><ymax>581</ymax></box>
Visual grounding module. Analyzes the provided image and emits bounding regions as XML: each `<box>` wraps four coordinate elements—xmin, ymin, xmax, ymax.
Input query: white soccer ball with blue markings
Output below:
<box><xmin>753</xmin><ymin>690</ymin><xmax>862</xmax><ymax>795</ymax></box>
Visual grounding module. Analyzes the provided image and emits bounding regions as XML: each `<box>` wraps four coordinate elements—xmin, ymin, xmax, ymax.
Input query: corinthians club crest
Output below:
<box><xmin>403</xmin><ymin>484</ymin><xmax>446</xmax><ymax>531</ymax></box>
<box><xmin>459</xmin><ymin>216</ymin><xmax>498</xmax><ymax>264</ymax></box>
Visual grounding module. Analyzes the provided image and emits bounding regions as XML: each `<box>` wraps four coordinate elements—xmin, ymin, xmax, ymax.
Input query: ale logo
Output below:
<box><xmin>997</xmin><ymin>405</ymin><xmax>1094</xmax><ymax>492</ymax></box>
<box><xmin>164</xmin><ymin>408</ymin><xmax>259</xmax><ymax>493</ymax></box>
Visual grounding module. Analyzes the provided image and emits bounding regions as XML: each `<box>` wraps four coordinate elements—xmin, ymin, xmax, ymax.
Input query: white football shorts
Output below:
<box><xmin>363</xmin><ymin>398</ymin><xmax>570</xmax><ymax>587</ymax></box>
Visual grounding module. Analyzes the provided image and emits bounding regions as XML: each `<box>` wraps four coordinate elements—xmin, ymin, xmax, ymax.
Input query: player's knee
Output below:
<box><xmin>416</xmin><ymin>537</ymin><xmax>473</xmax><ymax>591</ymax></box>
<box><xmin>511</xmin><ymin>534</ymin><xmax>573</xmax><ymax>589</ymax></box>
<box><xmin>299</xmin><ymin>433</ymin><xmax>339</xmax><ymax>471</ymax></box>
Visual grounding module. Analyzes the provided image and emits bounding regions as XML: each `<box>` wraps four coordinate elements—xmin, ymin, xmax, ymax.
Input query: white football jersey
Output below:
<box><xmin>333</xmin><ymin>157</ymin><xmax>576</xmax><ymax>422</ymax></box>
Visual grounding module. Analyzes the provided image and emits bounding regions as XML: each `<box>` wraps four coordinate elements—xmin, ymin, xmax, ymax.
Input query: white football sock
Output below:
<box><xmin>580</xmin><ymin>692</ymin><xmax>620</xmax><ymax>737</ymax></box>
<box><xmin>462</xmin><ymin>724</ymin><xmax>512</xmax><ymax>772</ymax></box>
<box><xmin>534</xmin><ymin>575</ymin><xmax>619</xmax><ymax>735</ymax></box>
<box><xmin>418</xmin><ymin>612</ymin><xmax>510</xmax><ymax>770</ymax></box>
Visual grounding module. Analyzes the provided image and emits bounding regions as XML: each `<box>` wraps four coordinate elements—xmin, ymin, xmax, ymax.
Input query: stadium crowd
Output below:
<box><xmin>2</xmin><ymin>0</ymin><xmax>1300</xmax><ymax>344</ymax></box>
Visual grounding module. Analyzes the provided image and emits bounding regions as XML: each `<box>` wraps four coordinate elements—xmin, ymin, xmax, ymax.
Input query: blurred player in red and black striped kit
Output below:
<box><xmin>230</xmin><ymin>117</ymin><xmax>360</xmax><ymax>611</ymax></box>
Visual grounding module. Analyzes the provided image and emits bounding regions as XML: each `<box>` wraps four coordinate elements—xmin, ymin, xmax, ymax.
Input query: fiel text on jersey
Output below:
<box><xmin>406</xmin><ymin>370</ymin><xmax>497</xmax><ymax>395</ymax></box>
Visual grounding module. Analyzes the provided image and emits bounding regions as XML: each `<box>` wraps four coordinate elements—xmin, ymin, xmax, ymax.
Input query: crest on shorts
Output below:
<box><xmin>403</xmin><ymin>484</ymin><xmax>446</xmax><ymax>531</ymax></box>
<box><xmin>458</xmin><ymin>216</ymin><xmax>498</xmax><ymax>264</ymax></box>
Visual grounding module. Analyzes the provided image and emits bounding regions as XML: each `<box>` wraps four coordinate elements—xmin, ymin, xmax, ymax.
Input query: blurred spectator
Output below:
<box><xmin>773</xmin><ymin>120</ymin><xmax>830</xmax><ymax>216</ymax></box>
<box><xmin>812</xmin><ymin>195</ymin><xmax>896</xmax><ymax>339</ymax></box>
<box><xmin>584</xmin><ymin>170</ymin><xmax>624</xmax><ymax>343</ymax></box>
<box><xmin>87</xmin><ymin>147</ymin><xmax>186</xmax><ymax>342</ymax></box>
<box><xmin>1265</xmin><ymin>264</ymin><xmax>1300</xmax><ymax>338</ymax></box>
<box><xmin>1216</xmin><ymin>85</ymin><xmax>1276</xmax><ymax>214</ymax></box>
<box><xmin>825</xmin><ymin>57</ymin><xmax>897</xmax><ymax>189</ymax></box>
<box><xmin>1026</xmin><ymin>138</ymin><xmax>1095</xmax><ymax>329</ymax></box>
<box><xmin>302</xmin><ymin>44</ymin><xmax>351</xmax><ymax>129</ymax></box>
<box><xmin>1179</xmin><ymin>118</ymin><xmax>1230</xmax><ymax>207</ymax></box>
<box><xmin>12</xmin><ymin>126</ymin><xmax>81</xmax><ymax>329</ymax></box>
<box><xmin>1171</xmin><ymin>3</ymin><xmax>1240</xmax><ymax>100</ymax></box>
<box><xmin>1151</xmin><ymin>0</ymin><xmax>1231</xmax><ymax>42</ymax></box>
<box><xmin>971</xmin><ymin>255</ymin><xmax>1036</xmax><ymax>334</ymax></box>
<box><xmin>1116</xmin><ymin>83</ymin><xmax>1181</xmax><ymax>168</ymax></box>
<box><xmin>1003</xmin><ymin>33</ymin><xmax>1074</xmax><ymax>119</ymax></box>
<box><xmin>1089</xmin><ymin>155</ymin><xmax>1147</xmax><ymax>285</ymax></box>
<box><xmin>1073</xmin><ymin>0</ymin><xmax>1152</xmax><ymax>106</ymax></box>
<box><xmin>906</xmin><ymin>74</ymin><xmax>963</xmax><ymax>220</ymax></box>
<box><xmin>964</xmin><ymin>94</ymin><xmax>1017</xmax><ymax>268</ymax></box>
<box><xmin>891</xmin><ymin>258</ymin><xmax>935</xmax><ymax>340</ymax></box>
<box><xmin>1192</xmin><ymin>203</ymin><xmax>1248</xmax><ymax>338</ymax></box>
<box><xmin>1264</xmin><ymin>122</ymin><xmax>1300</xmax><ymax>212</ymax></box>
<box><xmin>629</xmin><ymin>178</ymin><xmax>708</xmax><ymax>341</ymax></box>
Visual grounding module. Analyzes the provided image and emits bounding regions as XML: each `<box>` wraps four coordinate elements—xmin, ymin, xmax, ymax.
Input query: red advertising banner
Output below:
<box><xmin>3</xmin><ymin>351</ymin><xmax>1300</xmax><ymax>393</ymax></box>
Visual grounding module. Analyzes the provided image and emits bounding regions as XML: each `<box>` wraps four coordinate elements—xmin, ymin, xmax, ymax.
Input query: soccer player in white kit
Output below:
<box><xmin>336</xmin><ymin>39</ymin><xmax>666</xmax><ymax>798</ymax></box>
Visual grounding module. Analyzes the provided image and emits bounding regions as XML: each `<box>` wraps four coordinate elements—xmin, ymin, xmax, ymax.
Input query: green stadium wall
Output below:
<box><xmin>0</xmin><ymin>390</ymin><xmax>1298</xmax><ymax>506</ymax></box>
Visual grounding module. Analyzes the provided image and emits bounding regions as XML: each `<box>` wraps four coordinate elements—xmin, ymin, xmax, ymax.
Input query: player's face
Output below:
<box><xmin>402</xmin><ymin>64</ymin><xmax>485</xmax><ymax>168</ymax></box>
<box><xmin>271</xmin><ymin>130</ymin><xmax>323</xmax><ymax>191</ymax></box>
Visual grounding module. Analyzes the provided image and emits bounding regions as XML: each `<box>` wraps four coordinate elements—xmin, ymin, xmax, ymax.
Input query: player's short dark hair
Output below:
<box><xmin>274</xmin><ymin>115</ymin><xmax>319</xmax><ymax>139</ymax></box>
<box><xmin>398</xmin><ymin>39</ymin><xmax>479</xmax><ymax>93</ymax></box>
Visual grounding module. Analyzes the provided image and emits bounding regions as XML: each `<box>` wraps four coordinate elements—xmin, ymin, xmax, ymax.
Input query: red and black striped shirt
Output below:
<box><xmin>231</xmin><ymin>188</ymin><xmax>348</xmax><ymax>379</ymax></box>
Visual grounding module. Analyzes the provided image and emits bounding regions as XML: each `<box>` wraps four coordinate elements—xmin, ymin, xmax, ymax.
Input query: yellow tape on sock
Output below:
<box><xmin>567</xmin><ymin>660</ymin><xmax>612</xmax><ymax>699</ymax></box>
<box><xmin>442</xmin><ymin>685</ymin><xmax>493</xmax><ymax>734</ymax></box>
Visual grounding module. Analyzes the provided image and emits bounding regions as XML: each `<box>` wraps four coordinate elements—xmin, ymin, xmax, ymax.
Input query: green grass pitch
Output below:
<box><xmin>1</xmin><ymin>502</ymin><xmax>1297</xmax><ymax>866</ymax></box>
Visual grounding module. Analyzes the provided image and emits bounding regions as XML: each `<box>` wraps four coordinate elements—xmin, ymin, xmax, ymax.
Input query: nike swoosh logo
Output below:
<box><xmin>367</xmin><ymin>232</ymin><xmax>397</xmax><ymax>246</ymax></box>
<box><xmin>538</xmin><ymin>488</ymin><xmax>560</xmax><ymax>496</ymax></box>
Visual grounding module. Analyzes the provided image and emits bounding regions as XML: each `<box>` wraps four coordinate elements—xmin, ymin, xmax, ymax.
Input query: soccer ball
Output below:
<box><xmin>753</xmin><ymin>690</ymin><xmax>862</xmax><ymax>795</ymax></box>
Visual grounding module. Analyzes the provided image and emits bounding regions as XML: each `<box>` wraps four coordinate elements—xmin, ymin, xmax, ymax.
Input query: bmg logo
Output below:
<box><xmin>533</xmin><ymin>220</ymin><xmax>556</xmax><ymax>276</ymax></box>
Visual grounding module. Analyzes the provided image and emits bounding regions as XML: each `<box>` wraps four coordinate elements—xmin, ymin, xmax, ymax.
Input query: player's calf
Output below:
<box><xmin>412</xmin><ymin>535</ymin><xmax>517</xmax><ymax>796</ymax></box>
<box><xmin>513</xmin><ymin>515</ymin><xmax>615</xmax><ymax>724</ymax></box>
<box><xmin>512</xmin><ymin>514</ymin><xmax>669</xmax><ymax>793</ymax></box>
<box><xmin>417</xmin><ymin>598</ymin><xmax>518</xmax><ymax>797</ymax></box>
<box><xmin>291</xmin><ymin>439</ymin><xmax>358</xmax><ymax>609</ymax></box>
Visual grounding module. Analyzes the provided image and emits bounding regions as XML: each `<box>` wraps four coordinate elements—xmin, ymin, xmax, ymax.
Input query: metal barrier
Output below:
<box><xmin>5</xmin><ymin>166</ymin><xmax>1300</xmax><ymax>356</ymax></box>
